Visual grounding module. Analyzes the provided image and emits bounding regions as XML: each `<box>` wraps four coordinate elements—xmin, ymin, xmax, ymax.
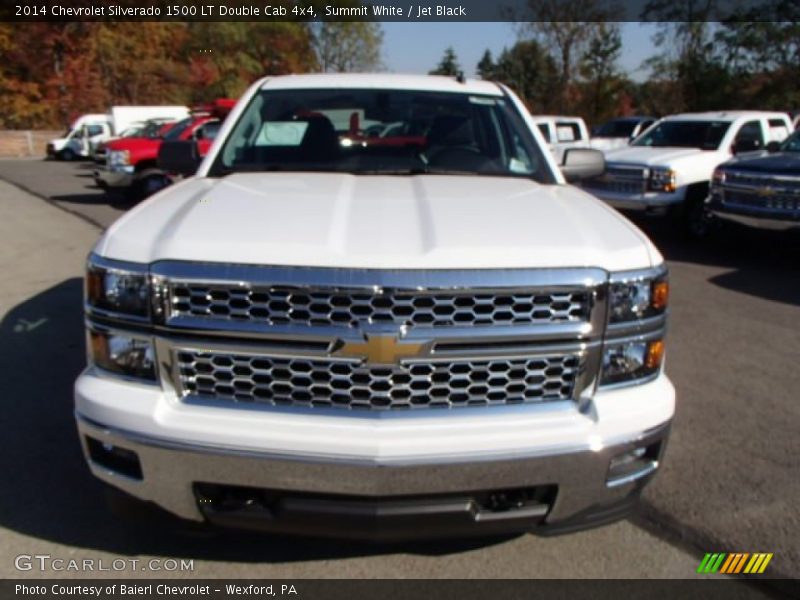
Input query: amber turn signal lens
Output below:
<box><xmin>86</xmin><ymin>269</ymin><xmax>103</xmax><ymax>303</ymax></box>
<box><xmin>645</xmin><ymin>340</ymin><xmax>665</xmax><ymax>370</ymax></box>
<box><xmin>89</xmin><ymin>330</ymin><xmax>109</xmax><ymax>362</ymax></box>
<box><xmin>651</xmin><ymin>280</ymin><xmax>669</xmax><ymax>311</ymax></box>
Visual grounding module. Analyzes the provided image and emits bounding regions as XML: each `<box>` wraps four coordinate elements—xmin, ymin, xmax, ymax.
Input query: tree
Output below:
<box><xmin>312</xmin><ymin>22</ymin><xmax>383</xmax><ymax>72</ymax></box>
<box><xmin>429</xmin><ymin>47</ymin><xmax>460</xmax><ymax>76</ymax></box>
<box><xmin>490</xmin><ymin>40</ymin><xmax>560</xmax><ymax>112</ymax></box>
<box><xmin>476</xmin><ymin>49</ymin><xmax>495</xmax><ymax>79</ymax></box>
<box><xmin>511</xmin><ymin>0</ymin><xmax>613</xmax><ymax>111</ymax></box>
<box><xmin>641</xmin><ymin>0</ymin><xmax>732</xmax><ymax>111</ymax></box>
<box><xmin>579</xmin><ymin>23</ymin><xmax>624</xmax><ymax>124</ymax></box>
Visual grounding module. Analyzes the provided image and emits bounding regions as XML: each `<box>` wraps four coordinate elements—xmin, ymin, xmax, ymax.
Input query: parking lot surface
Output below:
<box><xmin>0</xmin><ymin>158</ymin><xmax>797</xmax><ymax>586</ymax></box>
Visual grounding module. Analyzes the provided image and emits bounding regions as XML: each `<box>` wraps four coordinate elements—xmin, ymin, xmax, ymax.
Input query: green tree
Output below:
<box><xmin>491</xmin><ymin>40</ymin><xmax>560</xmax><ymax>112</ymax></box>
<box><xmin>312</xmin><ymin>22</ymin><xmax>383</xmax><ymax>72</ymax></box>
<box><xmin>476</xmin><ymin>49</ymin><xmax>496</xmax><ymax>80</ymax></box>
<box><xmin>579</xmin><ymin>23</ymin><xmax>625</xmax><ymax>124</ymax></box>
<box><xmin>429</xmin><ymin>46</ymin><xmax>460</xmax><ymax>76</ymax></box>
<box><xmin>512</xmin><ymin>0</ymin><xmax>612</xmax><ymax>111</ymax></box>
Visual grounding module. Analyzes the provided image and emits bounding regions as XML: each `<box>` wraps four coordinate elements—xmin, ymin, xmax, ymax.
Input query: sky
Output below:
<box><xmin>381</xmin><ymin>22</ymin><xmax>659</xmax><ymax>81</ymax></box>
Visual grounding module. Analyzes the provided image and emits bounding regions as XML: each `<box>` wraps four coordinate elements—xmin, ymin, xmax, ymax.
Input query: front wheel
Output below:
<box><xmin>685</xmin><ymin>194</ymin><xmax>712</xmax><ymax>238</ymax></box>
<box><xmin>59</xmin><ymin>148</ymin><xmax>76</xmax><ymax>162</ymax></box>
<box><xmin>128</xmin><ymin>171</ymin><xmax>171</xmax><ymax>202</ymax></box>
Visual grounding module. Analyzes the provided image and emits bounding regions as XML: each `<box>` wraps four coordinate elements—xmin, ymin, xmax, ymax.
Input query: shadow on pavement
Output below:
<box><xmin>630</xmin><ymin>216</ymin><xmax>800</xmax><ymax>306</ymax></box>
<box><xmin>0</xmin><ymin>278</ymin><xmax>510</xmax><ymax>563</ymax></box>
<box><xmin>51</xmin><ymin>192</ymin><xmax>132</xmax><ymax>211</ymax></box>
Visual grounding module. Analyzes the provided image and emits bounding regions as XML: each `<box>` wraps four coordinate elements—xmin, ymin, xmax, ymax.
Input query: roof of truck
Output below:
<box><xmin>259</xmin><ymin>73</ymin><xmax>504</xmax><ymax>96</ymax></box>
<box><xmin>663</xmin><ymin>111</ymin><xmax>790</xmax><ymax>122</ymax></box>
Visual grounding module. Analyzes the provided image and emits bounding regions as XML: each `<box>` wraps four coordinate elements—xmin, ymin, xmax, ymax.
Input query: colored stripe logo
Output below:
<box><xmin>697</xmin><ymin>553</ymin><xmax>773</xmax><ymax>574</ymax></box>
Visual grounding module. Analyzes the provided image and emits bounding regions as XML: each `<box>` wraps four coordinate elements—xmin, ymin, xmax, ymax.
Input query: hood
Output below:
<box><xmin>721</xmin><ymin>152</ymin><xmax>800</xmax><ymax>176</ymax></box>
<box><xmin>98</xmin><ymin>173</ymin><xmax>659</xmax><ymax>272</ymax></box>
<box><xmin>605</xmin><ymin>145</ymin><xmax>709</xmax><ymax>166</ymax></box>
<box><xmin>105</xmin><ymin>137</ymin><xmax>159</xmax><ymax>151</ymax></box>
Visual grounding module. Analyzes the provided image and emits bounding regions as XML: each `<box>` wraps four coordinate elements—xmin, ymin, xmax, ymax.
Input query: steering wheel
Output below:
<box><xmin>426</xmin><ymin>145</ymin><xmax>485</xmax><ymax>169</ymax></box>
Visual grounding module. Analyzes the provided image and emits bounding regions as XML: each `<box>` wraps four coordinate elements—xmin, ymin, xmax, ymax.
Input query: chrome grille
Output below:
<box><xmin>723</xmin><ymin>190</ymin><xmax>800</xmax><ymax>212</ymax></box>
<box><xmin>169</xmin><ymin>284</ymin><xmax>592</xmax><ymax>328</ymax></box>
<box><xmin>583</xmin><ymin>164</ymin><xmax>647</xmax><ymax>195</ymax></box>
<box><xmin>724</xmin><ymin>171</ymin><xmax>800</xmax><ymax>192</ymax></box>
<box><xmin>176</xmin><ymin>350</ymin><xmax>580</xmax><ymax>411</ymax></box>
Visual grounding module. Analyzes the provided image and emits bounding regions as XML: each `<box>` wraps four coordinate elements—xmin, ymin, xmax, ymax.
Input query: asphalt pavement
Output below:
<box><xmin>0</xmin><ymin>158</ymin><xmax>797</xmax><ymax>588</ymax></box>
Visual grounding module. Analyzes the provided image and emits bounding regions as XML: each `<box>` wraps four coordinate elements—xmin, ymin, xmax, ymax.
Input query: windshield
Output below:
<box><xmin>781</xmin><ymin>131</ymin><xmax>800</xmax><ymax>152</ymax></box>
<box><xmin>209</xmin><ymin>88</ymin><xmax>553</xmax><ymax>182</ymax></box>
<box><xmin>633</xmin><ymin>120</ymin><xmax>730</xmax><ymax>150</ymax></box>
<box><xmin>163</xmin><ymin>117</ymin><xmax>195</xmax><ymax>141</ymax></box>
<box><xmin>595</xmin><ymin>119</ymin><xmax>637</xmax><ymax>138</ymax></box>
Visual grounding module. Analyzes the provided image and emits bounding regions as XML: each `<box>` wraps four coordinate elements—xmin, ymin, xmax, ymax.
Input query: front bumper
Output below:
<box><xmin>708</xmin><ymin>198</ymin><xmax>800</xmax><ymax>231</ymax></box>
<box><xmin>582</xmin><ymin>187</ymin><xmax>684</xmax><ymax>212</ymax></box>
<box><xmin>95</xmin><ymin>165</ymin><xmax>134</xmax><ymax>189</ymax></box>
<box><xmin>75</xmin><ymin>370</ymin><xmax>674</xmax><ymax>540</ymax></box>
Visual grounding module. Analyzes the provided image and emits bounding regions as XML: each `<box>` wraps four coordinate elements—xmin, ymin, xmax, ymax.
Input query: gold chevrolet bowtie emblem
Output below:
<box><xmin>757</xmin><ymin>186</ymin><xmax>776</xmax><ymax>197</ymax></box>
<box><xmin>334</xmin><ymin>334</ymin><xmax>425</xmax><ymax>365</ymax></box>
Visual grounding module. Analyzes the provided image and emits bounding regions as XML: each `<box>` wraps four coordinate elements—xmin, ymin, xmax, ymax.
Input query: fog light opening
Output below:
<box><xmin>606</xmin><ymin>441</ymin><xmax>661</xmax><ymax>488</ymax></box>
<box><xmin>86</xmin><ymin>436</ymin><xmax>143</xmax><ymax>480</ymax></box>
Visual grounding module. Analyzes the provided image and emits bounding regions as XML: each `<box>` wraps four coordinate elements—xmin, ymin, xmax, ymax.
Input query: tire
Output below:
<box><xmin>128</xmin><ymin>171</ymin><xmax>171</xmax><ymax>202</ymax></box>
<box><xmin>683</xmin><ymin>184</ymin><xmax>712</xmax><ymax>239</ymax></box>
<box><xmin>59</xmin><ymin>148</ymin><xmax>76</xmax><ymax>162</ymax></box>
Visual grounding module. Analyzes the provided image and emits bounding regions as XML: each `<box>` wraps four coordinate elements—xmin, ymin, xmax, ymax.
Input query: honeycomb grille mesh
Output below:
<box><xmin>169</xmin><ymin>284</ymin><xmax>592</xmax><ymax>328</ymax></box>
<box><xmin>176</xmin><ymin>351</ymin><xmax>580</xmax><ymax>411</ymax></box>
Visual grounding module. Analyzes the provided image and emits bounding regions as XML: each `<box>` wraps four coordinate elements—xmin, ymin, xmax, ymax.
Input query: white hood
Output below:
<box><xmin>605</xmin><ymin>145</ymin><xmax>711</xmax><ymax>166</ymax></box>
<box><xmin>98</xmin><ymin>173</ymin><xmax>660</xmax><ymax>272</ymax></box>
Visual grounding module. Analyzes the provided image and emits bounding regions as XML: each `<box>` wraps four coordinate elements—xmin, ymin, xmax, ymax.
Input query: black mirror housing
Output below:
<box><xmin>560</xmin><ymin>148</ymin><xmax>605</xmax><ymax>183</ymax></box>
<box><xmin>157</xmin><ymin>140</ymin><xmax>201</xmax><ymax>176</ymax></box>
<box><xmin>766</xmin><ymin>141</ymin><xmax>781</xmax><ymax>153</ymax></box>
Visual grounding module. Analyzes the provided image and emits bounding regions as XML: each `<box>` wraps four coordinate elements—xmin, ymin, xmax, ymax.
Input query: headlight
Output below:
<box><xmin>648</xmin><ymin>167</ymin><xmax>676</xmax><ymax>192</ymax></box>
<box><xmin>89</xmin><ymin>329</ymin><xmax>156</xmax><ymax>381</ymax></box>
<box><xmin>600</xmin><ymin>338</ymin><xmax>664</xmax><ymax>386</ymax></box>
<box><xmin>86</xmin><ymin>256</ymin><xmax>150</xmax><ymax>319</ymax></box>
<box><xmin>608</xmin><ymin>270</ymin><xmax>669</xmax><ymax>323</ymax></box>
<box><xmin>108</xmin><ymin>150</ymin><xmax>130</xmax><ymax>166</ymax></box>
<box><xmin>711</xmin><ymin>168</ymin><xmax>725</xmax><ymax>187</ymax></box>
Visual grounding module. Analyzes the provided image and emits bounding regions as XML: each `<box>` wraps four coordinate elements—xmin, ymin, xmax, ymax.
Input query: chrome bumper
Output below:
<box><xmin>76</xmin><ymin>414</ymin><xmax>670</xmax><ymax>540</ymax></box>
<box><xmin>95</xmin><ymin>166</ymin><xmax>134</xmax><ymax>189</ymax></box>
<box><xmin>709</xmin><ymin>203</ymin><xmax>800</xmax><ymax>231</ymax></box>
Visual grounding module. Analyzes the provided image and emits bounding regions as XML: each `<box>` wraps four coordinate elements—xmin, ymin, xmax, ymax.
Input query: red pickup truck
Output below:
<box><xmin>95</xmin><ymin>99</ymin><xmax>235</xmax><ymax>200</ymax></box>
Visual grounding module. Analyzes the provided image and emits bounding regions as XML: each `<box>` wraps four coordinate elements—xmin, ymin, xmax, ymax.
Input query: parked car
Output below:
<box><xmin>581</xmin><ymin>110</ymin><xmax>793</xmax><ymax>235</ymax></box>
<box><xmin>590</xmin><ymin>116</ymin><xmax>656</xmax><ymax>152</ymax></box>
<box><xmin>707</xmin><ymin>128</ymin><xmax>800</xmax><ymax>231</ymax></box>
<box><xmin>75</xmin><ymin>73</ymin><xmax>674</xmax><ymax>541</ymax></box>
<box><xmin>46</xmin><ymin>114</ymin><xmax>109</xmax><ymax>161</ymax></box>
<box><xmin>530</xmin><ymin>115</ymin><xmax>591</xmax><ymax>162</ymax></box>
<box><xmin>96</xmin><ymin>100</ymin><xmax>233</xmax><ymax>200</ymax></box>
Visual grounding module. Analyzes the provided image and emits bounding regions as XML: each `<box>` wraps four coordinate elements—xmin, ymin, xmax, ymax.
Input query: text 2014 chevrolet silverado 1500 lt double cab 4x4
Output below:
<box><xmin>75</xmin><ymin>74</ymin><xmax>674</xmax><ymax>541</ymax></box>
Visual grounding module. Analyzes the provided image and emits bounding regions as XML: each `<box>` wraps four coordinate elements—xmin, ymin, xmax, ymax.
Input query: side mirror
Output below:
<box><xmin>157</xmin><ymin>140</ymin><xmax>201</xmax><ymax>176</ymax></box>
<box><xmin>766</xmin><ymin>141</ymin><xmax>781</xmax><ymax>153</ymax></box>
<box><xmin>560</xmin><ymin>148</ymin><xmax>605</xmax><ymax>182</ymax></box>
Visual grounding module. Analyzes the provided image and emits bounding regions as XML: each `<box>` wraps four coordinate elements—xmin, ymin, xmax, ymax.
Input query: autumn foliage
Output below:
<box><xmin>0</xmin><ymin>22</ymin><xmax>317</xmax><ymax>128</ymax></box>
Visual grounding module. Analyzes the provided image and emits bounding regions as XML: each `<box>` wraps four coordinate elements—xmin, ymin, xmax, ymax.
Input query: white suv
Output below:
<box><xmin>75</xmin><ymin>73</ymin><xmax>674</xmax><ymax>540</ymax></box>
<box><xmin>581</xmin><ymin>111</ymin><xmax>793</xmax><ymax>234</ymax></box>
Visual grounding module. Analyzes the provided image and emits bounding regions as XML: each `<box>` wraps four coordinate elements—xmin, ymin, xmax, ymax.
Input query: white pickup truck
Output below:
<box><xmin>531</xmin><ymin>115</ymin><xmax>591</xmax><ymax>163</ymax></box>
<box><xmin>581</xmin><ymin>111</ymin><xmax>793</xmax><ymax>234</ymax></box>
<box><xmin>75</xmin><ymin>74</ymin><xmax>674</xmax><ymax>540</ymax></box>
